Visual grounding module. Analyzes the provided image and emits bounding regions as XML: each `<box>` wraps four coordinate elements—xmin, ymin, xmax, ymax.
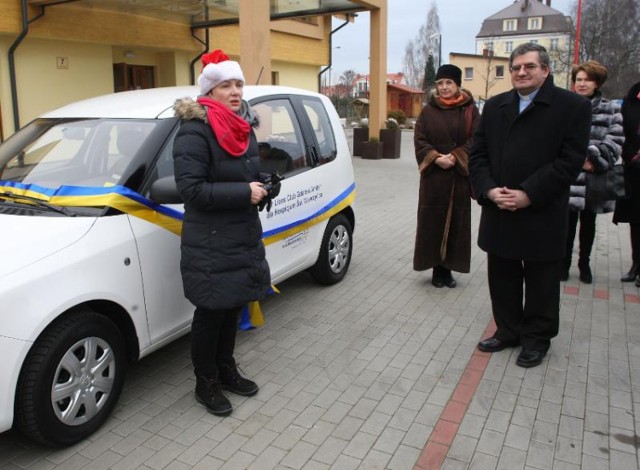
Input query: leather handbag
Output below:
<box><xmin>585</xmin><ymin>157</ymin><xmax>626</xmax><ymax>203</ymax></box>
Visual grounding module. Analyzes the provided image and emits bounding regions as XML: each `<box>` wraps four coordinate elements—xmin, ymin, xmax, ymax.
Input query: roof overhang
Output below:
<box><xmin>27</xmin><ymin>0</ymin><xmax>380</xmax><ymax>28</ymax></box>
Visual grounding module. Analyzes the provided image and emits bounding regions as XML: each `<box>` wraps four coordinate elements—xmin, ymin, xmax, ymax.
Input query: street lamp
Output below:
<box><xmin>429</xmin><ymin>32</ymin><xmax>442</xmax><ymax>68</ymax></box>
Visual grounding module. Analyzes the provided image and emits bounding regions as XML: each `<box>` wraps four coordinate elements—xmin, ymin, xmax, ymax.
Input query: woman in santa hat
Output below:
<box><xmin>173</xmin><ymin>50</ymin><xmax>272</xmax><ymax>416</ymax></box>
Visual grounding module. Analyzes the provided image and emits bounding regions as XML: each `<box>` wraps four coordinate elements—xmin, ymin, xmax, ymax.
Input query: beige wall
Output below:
<box><xmin>15</xmin><ymin>39</ymin><xmax>114</xmax><ymax>125</ymax></box>
<box><xmin>450</xmin><ymin>54</ymin><xmax>512</xmax><ymax>102</ymax></box>
<box><xmin>272</xmin><ymin>61</ymin><xmax>320</xmax><ymax>91</ymax></box>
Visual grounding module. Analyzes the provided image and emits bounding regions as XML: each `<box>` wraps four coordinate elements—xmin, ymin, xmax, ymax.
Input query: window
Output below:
<box><xmin>503</xmin><ymin>19</ymin><xmax>517</xmax><ymax>31</ymax></box>
<box><xmin>550</xmin><ymin>38</ymin><xmax>559</xmax><ymax>51</ymax></box>
<box><xmin>550</xmin><ymin>60</ymin><xmax>557</xmax><ymax>73</ymax></box>
<box><xmin>252</xmin><ymin>99</ymin><xmax>306</xmax><ymax>174</ymax></box>
<box><xmin>530</xmin><ymin>39</ymin><xmax>538</xmax><ymax>45</ymax></box>
<box><xmin>495</xmin><ymin>66</ymin><xmax>505</xmax><ymax>78</ymax></box>
<box><xmin>485</xmin><ymin>41</ymin><xmax>494</xmax><ymax>52</ymax></box>
<box><xmin>505</xmin><ymin>41</ymin><xmax>513</xmax><ymax>53</ymax></box>
<box><xmin>113</xmin><ymin>63</ymin><xmax>155</xmax><ymax>92</ymax></box>
<box><xmin>302</xmin><ymin>98</ymin><xmax>337</xmax><ymax>166</ymax></box>
<box><xmin>528</xmin><ymin>17</ymin><xmax>542</xmax><ymax>30</ymax></box>
<box><xmin>464</xmin><ymin>67</ymin><xmax>474</xmax><ymax>80</ymax></box>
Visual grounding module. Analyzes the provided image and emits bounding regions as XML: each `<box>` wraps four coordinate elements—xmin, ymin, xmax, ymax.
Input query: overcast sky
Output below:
<box><xmin>328</xmin><ymin>0</ymin><xmax>575</xmax><ymax>81</ymax></box>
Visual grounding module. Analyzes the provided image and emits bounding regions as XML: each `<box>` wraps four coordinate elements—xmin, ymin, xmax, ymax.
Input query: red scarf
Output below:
<box><xmin>197</xmin><ymin>96</ymin><xmax>250</xmax><ymax>157</ymax></box>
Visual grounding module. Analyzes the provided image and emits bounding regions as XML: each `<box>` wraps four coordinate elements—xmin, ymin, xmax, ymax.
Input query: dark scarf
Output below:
<box><xmin>197</xmin><ymin>96</ymin><xmax>250</xmax><ymax>157</ymax></box>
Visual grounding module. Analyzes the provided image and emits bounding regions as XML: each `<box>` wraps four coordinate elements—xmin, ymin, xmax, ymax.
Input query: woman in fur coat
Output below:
<box><xmin>563</xmin><ymin>61</ymin><xmax>624</xmax><ymax>283</ymax></box>
<box><xmin>413</xmin><ymin>64</ymin><xmax>479</xmax><ymax>288</ymax></box>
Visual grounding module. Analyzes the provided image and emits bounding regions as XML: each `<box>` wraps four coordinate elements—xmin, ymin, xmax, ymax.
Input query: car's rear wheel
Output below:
<box><xmin>310</xmin><ymin>213</ymin><xmax>353</xmax><ymax>285</ymax></box>
<box><xmin>15</xmin><ymin>311</ymin><xmax>126</xmax><ymax>446</ymax></box>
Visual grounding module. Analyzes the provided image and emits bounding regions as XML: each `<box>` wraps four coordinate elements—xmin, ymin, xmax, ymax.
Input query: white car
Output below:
<box><xmin>0</xmin><ymin>86</ymin><xmax>356</xmax><ymax>446</ymax></box>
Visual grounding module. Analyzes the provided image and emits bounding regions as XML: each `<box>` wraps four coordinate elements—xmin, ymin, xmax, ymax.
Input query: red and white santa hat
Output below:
<box><xmin>197</xmin><ymin>49</ymin><xmax>245</xmax><ymax>95</ymax></box>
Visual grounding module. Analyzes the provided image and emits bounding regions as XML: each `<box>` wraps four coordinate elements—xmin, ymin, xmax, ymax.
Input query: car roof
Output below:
<box><xmin>42</xmin><ymin>85</ymin><xmax>324</xmax><ymax>119</ymax></box>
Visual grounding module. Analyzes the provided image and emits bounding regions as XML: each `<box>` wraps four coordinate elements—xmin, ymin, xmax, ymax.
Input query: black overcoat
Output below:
<box><xmin>613</xmin><ymin>81</ymin><xmax>640</xmax><ymax>224</ymax></box>
<box><xmin>469</xmin><ymin>77</ymin><xmax>592</xmax><ymax>261</ymax></box>
<box><xmin>173</xmin><ymin>98</ymin><xmax>270</xmax><ymax>310</ymax></box>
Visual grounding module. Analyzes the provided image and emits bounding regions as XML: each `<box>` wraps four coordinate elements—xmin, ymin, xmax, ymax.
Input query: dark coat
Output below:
<box><xmin>173</xmin><ymin>98</ymin><xmax>270</xmax><ymax>310</ymax></box>
<box><xmin>569</xmin><ymin>91</ymin><xmax>624</xmax><ymax>214</ymax></box>
<box><xmin>413</xmin><ymin>90</ymin><xmax>479</xmax><ymax>272</ymax></box>
<box><xmin>469</xmin><ymin>76</ymin><xmax>592</xmax><ymax>261</ymax></box>
<box><xmin>614</xmin><ymin>81</ymin><xmax>640</xmax><ymax>224</ymax></box>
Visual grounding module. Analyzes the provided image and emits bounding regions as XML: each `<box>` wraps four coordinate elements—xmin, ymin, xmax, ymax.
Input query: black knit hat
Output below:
<box><xmin>435</xmin><ymin>64</ymin><xmax>462</xmax><ymax>87</ymax></box>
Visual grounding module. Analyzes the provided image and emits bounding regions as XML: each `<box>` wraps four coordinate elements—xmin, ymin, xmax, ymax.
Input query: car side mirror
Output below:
<box><xmin>149</xmin><ymin>176</ymin><xmax>182</xmax><ymax>204</ymax></box>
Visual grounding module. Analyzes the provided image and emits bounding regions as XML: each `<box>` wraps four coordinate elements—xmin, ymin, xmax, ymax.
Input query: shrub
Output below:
<box><xmin>387</xmin><ymin>110</ymin><xmax>407</xmax><ymax>125</ymax></box>
<box><xmin>385</xmin><ymin>117</ymin><xmax>399</xmax><ymax>130</ymax></box>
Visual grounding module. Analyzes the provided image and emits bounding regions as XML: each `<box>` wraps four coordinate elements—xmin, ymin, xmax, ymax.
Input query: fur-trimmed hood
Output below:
<box><xmin>174</xmin><ymin>97</ymin><xmax>206</xmax><ymax>121</ymax></box>
<box><xmin>173</xmin><ymin>97</ymin><xmax>260</xmax><ymax>127</ymax></box>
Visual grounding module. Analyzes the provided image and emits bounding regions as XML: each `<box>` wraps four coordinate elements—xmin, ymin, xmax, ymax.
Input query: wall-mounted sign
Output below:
<box><xmin>56</xmin><ymin>57</ymin><xmax>69</xmax><ymax>69</ymax></box>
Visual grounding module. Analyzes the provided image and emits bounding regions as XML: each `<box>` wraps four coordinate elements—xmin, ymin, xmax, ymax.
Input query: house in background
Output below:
<box><xmin>449</xmin><ymin>52</ymin><xmax>512</xmax><ymax>106</ymax></box>
<box><xmin>475</xmin><ymin>0</ymin><xmax>572</xmax><ymax>90</ymax></box>
<box><xmin>387</xmin><ymin>83</ymin><xmax>424</xmax><ymax>119</ymax></box>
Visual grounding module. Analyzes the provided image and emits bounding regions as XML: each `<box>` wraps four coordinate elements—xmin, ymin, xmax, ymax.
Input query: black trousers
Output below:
<box><xmin>566</xmin><ymin>210</ymin><xmax>596</xmax><ymax>263</ymax></box>
<box><xmin>631</xmin><ymin>222</ymin><xmax>640</xmax><ymax>263</ymax></box>
<box><xmin>191</xmin><ymin>306</ymin><xmax>240</xmax><ymax>379</ymax></box>
<box><xmin>487</xmin><ymin>253</ymin><xmax>561</xmax><ymax>353</ymax></box>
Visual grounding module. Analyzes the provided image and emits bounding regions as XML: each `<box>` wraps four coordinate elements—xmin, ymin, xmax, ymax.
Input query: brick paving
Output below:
<box><xmin>1</xmin><ymin>130</ymin><xmax>640</xmax><ymax>469</ymax></box>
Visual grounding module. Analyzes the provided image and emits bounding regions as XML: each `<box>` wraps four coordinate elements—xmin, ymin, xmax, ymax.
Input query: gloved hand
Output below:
<box><xmin>258</xmin><ymin>171</ymin><xmax>284</xmax><ymax>212</ymax></box>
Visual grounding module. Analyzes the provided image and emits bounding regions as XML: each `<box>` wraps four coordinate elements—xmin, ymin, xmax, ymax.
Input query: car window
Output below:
<box><xmin>301</xmin><ymin>98</ymin><xmax>337</xmax><ymax>166</ymax></box>
<box><xmin>0</xmin><ymin>119</ymin><xmax>157</xmax><ymax>188</ymax></box>
<box><xmin>252</xmin><ymin>99</ymin><xmax>306</xmax><ymax>175</ymax></box>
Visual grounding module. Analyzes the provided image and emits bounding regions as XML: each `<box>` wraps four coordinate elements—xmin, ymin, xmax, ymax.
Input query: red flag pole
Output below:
<box><xmin>573</xmin><ymin>0</ymin><xmax>583</xmax><ymax>65</ymax></box>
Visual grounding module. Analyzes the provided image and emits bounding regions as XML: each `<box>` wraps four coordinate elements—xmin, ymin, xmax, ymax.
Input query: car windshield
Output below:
<box><xmin>0</xmin><ymin>118</ymin><xmax>159</xmax><ymax>189</ymax></box>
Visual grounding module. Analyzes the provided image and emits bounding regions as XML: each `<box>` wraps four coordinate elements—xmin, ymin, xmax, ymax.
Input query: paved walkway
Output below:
<box><xmin>2</xmin><ymin>130</ymin><xmax>640</xmax><ymax>469</ymax></box>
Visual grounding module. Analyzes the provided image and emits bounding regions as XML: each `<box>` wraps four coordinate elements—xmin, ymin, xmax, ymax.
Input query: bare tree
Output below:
<box><xmin>402</xmin><ymin>2</ymin><xmax>441</xmax><ymax>89</ymax></box>
<box><xmin>337</xmin><ymin>69</ymin><xmax>357</xmax><ymax>98</ymax></box>
<box><xmin>571</xmin><ymin>0</ymin><xmax>640</xmax><ymax>97</ymax></box>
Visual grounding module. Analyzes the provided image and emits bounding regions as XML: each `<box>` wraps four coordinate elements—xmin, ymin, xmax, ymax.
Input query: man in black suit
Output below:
<box><xmin>469</xmin><ymin>43</ymin><xmax>592</xmax><ymax>367</ymax></box>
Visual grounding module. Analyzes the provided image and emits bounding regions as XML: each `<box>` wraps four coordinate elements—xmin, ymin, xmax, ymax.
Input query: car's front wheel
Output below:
<box><xmin>15</xmin><ymin>311</ymin><xmax>126</xmax><ymax>446</ymax></box>
<box><xmin>310</xmin><ymin>213</ymin><xmax>353</xmax><ymax>285</ymax></box>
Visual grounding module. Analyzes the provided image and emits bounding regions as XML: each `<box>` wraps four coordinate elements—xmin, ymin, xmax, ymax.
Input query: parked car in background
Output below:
<box><xmin>0</xmin><ymin>85</ymin><xmax>356</xmax><ymax>446</ymax></box>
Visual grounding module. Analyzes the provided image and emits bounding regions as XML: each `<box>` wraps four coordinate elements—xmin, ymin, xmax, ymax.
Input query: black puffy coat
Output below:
<box><xmin>469</xmin><ymin>76</ymin><xmax>592</xmax><ymax>261</ymax></box>
<box><xmin>173</xmin><ymin>98</ymin><xmax>270</xmax><ymax>310</ymax></box>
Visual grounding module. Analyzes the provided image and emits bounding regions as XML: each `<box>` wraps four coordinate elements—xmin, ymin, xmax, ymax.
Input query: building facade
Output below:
<box><xmin>449</xmin><ymin>52</ymin><xmax>512</xmax><ymax>106</ymax></box>
<box><xmin>0</xmin><ymin>0</ymin><xmax>389</xmax><ymax>141</ymax></box>
<box><xmin>475</xmin><ymin>0</ymin><xmax>573</xmax><ymax>90</ymax></box>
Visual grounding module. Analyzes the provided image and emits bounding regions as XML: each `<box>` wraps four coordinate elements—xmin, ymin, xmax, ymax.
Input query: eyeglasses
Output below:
<box><xmin>509</xmin><ymin>63</ymin><xmax>542</xmax><ymax>73</ymax></box>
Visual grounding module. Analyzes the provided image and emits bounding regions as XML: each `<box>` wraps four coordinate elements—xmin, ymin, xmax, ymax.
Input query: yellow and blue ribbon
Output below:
<box><xmin>0</xmin><ymin>180</ymin><xmax>356</xmax><ymax>329</ymax></box>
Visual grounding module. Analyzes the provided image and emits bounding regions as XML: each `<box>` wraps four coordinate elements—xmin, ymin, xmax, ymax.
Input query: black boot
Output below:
<box><xmin>578</xmin><ymin>258</ymin><xmax>592</xmax><ymax>284</ymax></box>
<box><xmin>195</xmin><ymin>376</ymin><xmax>232</xmax><ymax>416</ymax></box>
<box><xmin>621</xmin><ymin>262</ymin><xmax>639</xmax><ymax>282</ymax></box>
<box><xmin>218</xmin><ymin>361</ymin><xmax>259</xmax><ymax>396</ymax></box>
<box><xmin>441</xmin><ymin>267</ymin><xmax>457</xmax><ymax>288</ymax></box>
<box><xmin>431</xmin><ymin>266</ymin><xmax>444</xmax><ymax>288</ymax></box>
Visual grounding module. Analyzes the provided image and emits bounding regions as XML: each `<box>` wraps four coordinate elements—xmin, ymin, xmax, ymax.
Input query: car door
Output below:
<box><xmin>251</xmin><ymin>95</ymin><xmax>328</xmax><ymax>282</ymax></box>
<box><xmin>127</xmin><ymin>126</ymin><xmax>194</xmax><ymax>345</ymax></box>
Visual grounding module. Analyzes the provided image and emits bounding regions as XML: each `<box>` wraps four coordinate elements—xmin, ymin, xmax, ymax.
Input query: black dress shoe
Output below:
<box><xmin>621</xmin><ymin>262</ymin><xmax>639</xmax><ymax>282</ymax></box>
<box><xmin>516</xmin><ymin>348</ymin><xmax>546</xmax><ymax>368</ymax></box>
<box><xmin>477</xmin><ymin>336</ymin><xmax>518</xmax><ymax>353</ymax></box>
<box><xmin>443</xmin><ymin>276</ymin><xmax>457</xmax><ymax>288</ymax></box>
<box><xmin>432</xmin><ymin>277</ymin><xmax>444</xmax><ymax>288</ymax></box>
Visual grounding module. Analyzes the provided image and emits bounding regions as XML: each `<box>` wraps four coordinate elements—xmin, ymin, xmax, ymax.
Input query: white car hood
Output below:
<box><xmin>0</xmin><ymin>215</ymin><xmax>96</xmax><ymax>279</ymax></box>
